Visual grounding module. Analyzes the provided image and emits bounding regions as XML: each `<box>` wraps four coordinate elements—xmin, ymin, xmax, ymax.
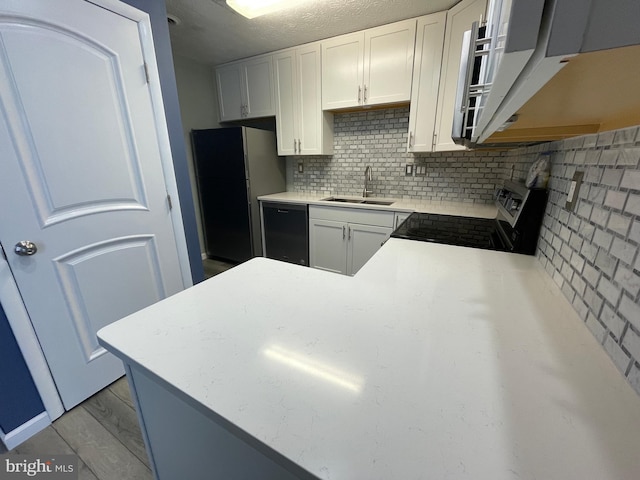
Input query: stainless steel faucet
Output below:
<box><xmin>363</xmin><ymin>165</ymin><xmax>373</xmax><ymax>197</ymax></box>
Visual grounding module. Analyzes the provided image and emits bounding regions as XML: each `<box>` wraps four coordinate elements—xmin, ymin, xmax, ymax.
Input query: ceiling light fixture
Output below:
<box><xmin>226</xmin><ymin>0</ymin><xmax>311</xmax><ymax>19</ymax></box>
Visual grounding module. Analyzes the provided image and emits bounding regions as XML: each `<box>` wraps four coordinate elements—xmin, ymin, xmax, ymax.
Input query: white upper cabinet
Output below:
<box><xmin>215</xmin><ymin>54</ymin><xmax>275</xmax><ymax>122</ymax></box>
<box><xmin>322</xmin><ymin>19</ymin><xmax>417</xmax><ymax>110</ymax></box>
<box><xmin>407</xmin><ymin>12</ymin><xmax>447</xmax><ymax>153</ymax></box>
<box><xmin>433</xmin><ymin>0</ymin><xmax>487</xmax><ymax>151</ymax></box>
<box><xmin>274</xmin><ymin>44</ymin><xmax>333</xmax><ymax>156</ymax></box>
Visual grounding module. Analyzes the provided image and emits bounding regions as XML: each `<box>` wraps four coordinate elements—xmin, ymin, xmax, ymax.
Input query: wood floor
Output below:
<box><xmin>9</xmin><ymin>377</ymin><xmax>151</xmax><ymax>480</ymax></box>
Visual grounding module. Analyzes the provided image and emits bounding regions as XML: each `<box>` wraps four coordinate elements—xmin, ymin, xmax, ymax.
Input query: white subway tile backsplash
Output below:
<box><xmin>621</xmin><ymin>170</ymin><xmax>640</xmax><ymax>189</ymax></box>
<box><xmin>507</xmin><ymin>125</ymin><xmax>640</xmax><ymax>396</ymax></box>
<box><xmin>603</xmin><ymin>335</ymin><xmax>632</xmax><ymax>374</ymax></box>
<box><xmin>600</xmin><ymin>304</ymin><xmax>627</xmax><ymax>340</ymax></box>
<box><xmin>619</xmin><ymin>295</ymin><xmax>640</xmax><ymax>330</ymax></box>
<box><xmin>622</xmin><ymin>327</ymin><xmax>640</xmax><ymax>362</ymax></box>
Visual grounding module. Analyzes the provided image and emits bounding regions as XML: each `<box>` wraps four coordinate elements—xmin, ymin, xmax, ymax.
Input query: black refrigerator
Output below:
<box><xmin>192</xmin><ymin>127</ymin><xmax>285</xmax><ymax>263</ymax></box>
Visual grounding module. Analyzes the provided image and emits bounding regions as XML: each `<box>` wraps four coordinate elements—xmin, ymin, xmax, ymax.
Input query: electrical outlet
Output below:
<box><xmin>297</xmin><ymin>161</ymin><xmax>304</xmax><ymax>174</ymax></box>
<box><xmin>415</xmin><ymin>165</ymin><xmax>427</xmax><ymax>176</ymax></box>
<box><xmin>405</xmin><ymin>164</ymin><xmax>414</xmax><ymax>176</ymax></box>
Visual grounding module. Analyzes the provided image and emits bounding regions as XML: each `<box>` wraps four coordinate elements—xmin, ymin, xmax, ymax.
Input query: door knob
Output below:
<box><xmin>14</xmin><ymin>241</ymin><xmax>38</xmax><ymax>256</ymax></box>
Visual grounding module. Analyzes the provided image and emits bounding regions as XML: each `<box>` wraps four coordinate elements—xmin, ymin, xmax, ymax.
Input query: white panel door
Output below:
<box><xmin>243</xmin><ymin>55</ymin><xmax>275</xmax><ymax>118</ymax></box>
<box><xmin>309</xmin><ymin>219</ymin><xmax>347</xmax><ymax>275</ymax></box>
<box><xmin>347</xmin><ymin>224</ymin><xmax>392</xmax><ymax>276</ymax></box>
<box><xmin>321</xmin><ymin>32</ymin><xmax>364</xmax><ymax>110</ymax></box>
<box><xmin>434</xmin><ymin>0</ymin><xmax>487</xmax><ymax>151</ymax></box>
<box><xmin>274</xmin><ymin>50</ymin><xmax>297</xmax><ymax>156</ymax></box>
<box><xmin>364</xmin><ymin>20</ymin><xmax>417</xmax><ymax>106</ymax></box>
<box><xmin>0</xmin><ymin>0</ymin><xmax>185</xmax><ymax>409</ymax></box>
<box><xmin>296</xmin><ymin>44</ymin><xmax>322</xmax><ymax>154</ymax></box>
<box><xmin>215</xmin><ymin>62</ymin><xmax>244</xmax><ymax>122</ymax></box>
<box><xmin>408</xmin><ymin>12</ymin><xmax>447</xmax><ymax>152</ymax></box>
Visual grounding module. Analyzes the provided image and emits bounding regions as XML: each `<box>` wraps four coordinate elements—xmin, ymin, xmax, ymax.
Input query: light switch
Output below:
<box><xmin>405</xmin><ymin>164</ymin><xmax>414</xmax><ymax>176</ymax></box>
<box><xmin>415</xmin><ymin>165</ymin><xmax>427</xmax><ymax>176</ymax></box>
<box><xmin>297</xmin><ymin>162</ymin><xmax>304</xmax><ymax>174</ymax></box>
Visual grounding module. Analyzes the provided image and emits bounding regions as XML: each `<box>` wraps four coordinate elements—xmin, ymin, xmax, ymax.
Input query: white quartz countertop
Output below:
<box><xmin>258</xmin><ymin>191</ymin><xmax>498</xmax><ymax>218</ymax></box>
<box><xmin>98</xmin><ymin>241</ymin><xmax>640</xmax><ymax>480</ymax></box>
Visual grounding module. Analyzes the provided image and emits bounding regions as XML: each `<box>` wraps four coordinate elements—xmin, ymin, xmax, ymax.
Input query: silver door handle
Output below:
<box><xmin>294</xmin><ymin>139</ymin><xmax>297</xmax><ymax>153</ymax></box>
<box><xmin>408</xmin><ymin>131</ymin><xmax>413</xmax><ymax>148</ymax></box>
<box><xmin>297</xmin><ymin>139</ymin><xmax>301</xmax><ymax>153</ymax></box>
<box><xmin>363</xmin><ymin>85</ymin><xmax>367</xmax><ymax>103</ymax></box>
<box><xmin>15</xmin><ymin>240</ymin><xmax>37</xmax><ymax>256</ymax></box>
<box><xmin>348</xmin><ymin>226</ymin><xmax>351</xmax><ymax>240</ymax></box>
<box><xmin>358</xmin><ymin>85</ymin><xmax>362</xmax><ymax>104</ymax></box>
<box><xmin>343</xmin><ymin>225</ymin><xmax>346</xmax><ymax>239</ymax></box>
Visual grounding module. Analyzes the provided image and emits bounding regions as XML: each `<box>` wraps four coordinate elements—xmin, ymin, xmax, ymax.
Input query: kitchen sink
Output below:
<box><xmin>321</xmin><ymin>197</ymin><xmax>394</xmax><ymax>206</ymax></box>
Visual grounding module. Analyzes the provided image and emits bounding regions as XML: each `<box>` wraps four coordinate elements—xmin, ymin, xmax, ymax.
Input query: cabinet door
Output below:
<box><xmin>393</xmin><ymin>211</ymin><xmax>412</xmax><ymax>230</ymax></box>
<box><xmin>309</xmin><ymin>219</ymin><xmax>347</xmax><ymax>275</ymax></box>
<box><xmin>433</xmin><ymin>0</ymin><xmax>486</xmax><ymax>151</ymax></box>
<box><xmin>215</xmin><ymin>62</ymin><xmax>244</xmax><ymax>122</ymax></box>
<box><xmin>321</xmin><ymin>32</ymin><xmax>364</xmax><ymax>110</ymax></box>
<box><xmin>297</xmin><ymin>44</ymin><xmax>326</xmax><ymax>155</ymax></box>
<box><xmin>243</xmin><ymin>55</ymin><xmax>275</xmax><ymax>118</ymax></box>
<box><xmin>274</xmin><ymin>50</ymin><xmax>297</xmax><ymax>155</ymax></box>
<box><xmin>347</xmin><ymin>224</ymin><xmax>392</xmax><ymax>276</ymax></box>
<box><xmin>363</xmin><ymin>20</ymin><xmax>417</xmax><ymax>106</ymax></box>
<box><xmin>407</xmin><ymin>12</ymin><xmax>446</xmax><ymax>152</ymax></box>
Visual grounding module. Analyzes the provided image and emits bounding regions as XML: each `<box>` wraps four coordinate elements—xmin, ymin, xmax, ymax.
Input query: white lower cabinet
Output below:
<box><xmin>309</xmin><ymin>206</ymin><xmax>393</xmax><ymax>276</ymax></box>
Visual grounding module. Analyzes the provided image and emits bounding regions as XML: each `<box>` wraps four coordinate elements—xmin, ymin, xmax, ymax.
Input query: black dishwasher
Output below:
<box><xmin>262</xmin><ymin>202</ymin><xmax>309</xmax><ymax>266</ymax></box>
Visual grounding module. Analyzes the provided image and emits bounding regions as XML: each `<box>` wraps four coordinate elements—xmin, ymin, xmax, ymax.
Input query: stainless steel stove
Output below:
<box><xmin>391</xmin><ymin>181</ymin><xmax>548</xmax><ymax>255</ymax></box>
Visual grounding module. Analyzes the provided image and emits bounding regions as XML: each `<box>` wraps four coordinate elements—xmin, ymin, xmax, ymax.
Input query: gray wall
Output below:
<box><xmin>173</xmin><ymin>55</ymin><xmax>222</xmax><ymax>254</ymax></box>
<box><xmin>505</xmin><ymin>126</ymin><xmax>640</xmax><ymax>395</ymax></box>
<box><xmin>287</xmin><ymin>107</ymin><xmax>512</xmax><ymax>203</ymax></box>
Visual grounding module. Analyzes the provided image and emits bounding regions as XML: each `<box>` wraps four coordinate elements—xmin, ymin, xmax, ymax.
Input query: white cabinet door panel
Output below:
<box><xmin>309</xmin><ymin>219</ymin><xmax>347</xmax><ymax>275</ymax></box>
<box><xmin>347</xmin><ymin>224</ymin><xmax>392</xmax><ymax>276</ymax></box>
<box><xmin>297</xmin><ymin>45</ymin><xmax>322</xmax><ymax>154</ymax></box>
<box><xmin>243</xmin><ymin>56</ymin><xmax>275</xmax><ymax>118</ymax></box>
<box><xmin>364</xmin><ymin>20</ymin><xmax>417</xmax><ymax>106</ymax></box>
<box><xmin>216</xmin><ymin>63</ymin><xmax>244</xmax><ymax>122</ymax></box>
<box><xmin>434</xmin><ymin>0</ymin><xmax>486</xmax><ymax>151</ymax></box>
<box><xmin>408</xmin><ymin>12</ymin><xmax>446</xmax><ymax>152</ymax></box>
<box><xmin>274</xmin><ymin>51</ymin><xmax>297</xmax><ymax>156</ymax></box>
<box><xmin>322</xmin><ymin>33</ymin><xmax>364</xmax><ymax>110</ymax></box>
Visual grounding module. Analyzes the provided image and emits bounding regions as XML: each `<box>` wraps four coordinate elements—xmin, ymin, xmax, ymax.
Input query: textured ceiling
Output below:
<box><xmin>165</xmin><ymin>0</ymin><xmax>459</xmax><ymax>65</ymax></box>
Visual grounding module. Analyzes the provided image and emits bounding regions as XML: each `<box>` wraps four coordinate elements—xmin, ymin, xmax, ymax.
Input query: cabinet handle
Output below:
<box><xmin>363</xmin><ymin>85</ymin><xmax>367</xmax><ymax>103</ymax></box>
<box><xmin>293</xmin><ymin>139</ymin><xmax>297</xmax><ymax>153</ymax></box>
<box><xmin>358</xmin><ymin>85</ymin><xmax>362</xmax><ymax>104</ymax></box>
<box><xmin>297</xmin><ymin>139</ymin><xmax>301</xmax><ymax>153</ymax></box>
<box><xmin>348</xmin><ymin>226</ymin><xmax>351</xmax><ymax>240</ymax></box>
<box><xmin>343</xmin><ymin>225</ymin><xmax>346</xmax><ymax>239</ymax></box>
<box><xmin>408</xmin><ymin>131</ymin><xmax>413</xmax><ymax>148</ymax></box>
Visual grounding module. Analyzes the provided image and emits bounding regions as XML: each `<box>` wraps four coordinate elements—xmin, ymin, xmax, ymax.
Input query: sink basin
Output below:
<box><xmin>321</xmin><ymin>197</ymin><xmax>394</xmax><ymax>206</ymax></box>
<box><xmin>321</xmin><ymin>197</ymin><xmax>364</xmax><ymax>203</ymax></box>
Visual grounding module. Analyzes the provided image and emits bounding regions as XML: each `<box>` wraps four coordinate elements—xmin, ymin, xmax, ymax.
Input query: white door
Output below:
<box><xmin>321</xmin><ymin>32</ymin><xmax>364</xmax><ymax>110</ymax></box>
<box><xmin>434</xmin><ymin>0</ymin><xmax>486</xmax><ymax>151</ymax></box>
<box><xmin>408</xmin><ymin>12</ymin><xmax>447</xmax><ymax>152</ymax></box>
<box><xmin>242</xmin><ymin>55</ymin><xmax>275</xmax><ymax>118</ymax></box>
<box><xmin>297</xmin><ymin>44</ymin><xmax>322</xmax><ymax>154</ymax></box>
<box><xmin>309</xmin><ymin>219</ymin><xmax>347</xmax><ymax>275</ymax></box>
<box><xmin>274</xmin><ymin>50</ymin><xmax>297</xmax><ymax>156</ymax></box>
<box><xmin>0</xmin><ymin>0</ymin><xmax>186</xmax><ymax>409</ymax></box>
<box><xmin>347</xmin><ymin>224</ymin><xmax>392</xmax><ymax>276</ymax></box>
<box><xmin>363</xmin><ymin>20</ymin><xmax>417</xmax><ymax>106</ymax></box>
<box><xmin>215</xmin><ymin>62</ymin><xmax>244</xmax><ymax>122</ymax></box>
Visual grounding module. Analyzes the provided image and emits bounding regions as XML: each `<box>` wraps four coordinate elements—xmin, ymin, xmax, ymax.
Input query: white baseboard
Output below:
<box><xmin>0</xmin><ymin>412</ymin><xmax>51</xmax><ymax>450</ymax></box>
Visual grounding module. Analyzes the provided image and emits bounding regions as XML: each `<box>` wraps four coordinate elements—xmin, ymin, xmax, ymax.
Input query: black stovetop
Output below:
<box><xmin>391</xmin><ymin>212</ymin><xmax>507</xmax><ymax>251</ymax></box>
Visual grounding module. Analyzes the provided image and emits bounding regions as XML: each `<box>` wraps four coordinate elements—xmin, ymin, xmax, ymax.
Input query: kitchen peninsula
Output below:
<box><xmin>97</xmin><ymin>240</ymin><xmax>640</xmax><ymax>480</ymax></box>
